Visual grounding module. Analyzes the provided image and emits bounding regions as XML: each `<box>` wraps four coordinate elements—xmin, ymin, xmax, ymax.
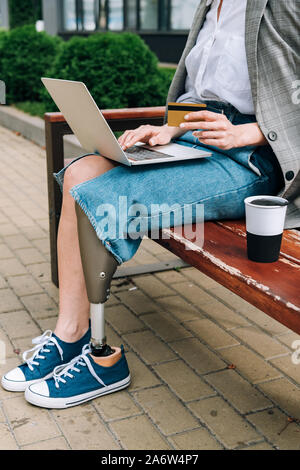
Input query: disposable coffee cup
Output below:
<box><xmin>244</xmin><ymin>195</ymin><xmax>289</xmax><ymax>263</ymax></box>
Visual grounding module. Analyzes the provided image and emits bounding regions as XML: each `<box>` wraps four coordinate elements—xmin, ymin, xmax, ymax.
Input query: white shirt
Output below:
<box><xmin>177</xmin><ymin>0</ymin><xmax>255</xmax><ymax>115</ymax></box>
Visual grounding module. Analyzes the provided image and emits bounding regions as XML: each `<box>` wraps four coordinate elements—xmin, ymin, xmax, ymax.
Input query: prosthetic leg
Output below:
<box><xmin>75</xmin><ymin>204</ymin><xmax>118</xmax><ymax>359</ymax></box>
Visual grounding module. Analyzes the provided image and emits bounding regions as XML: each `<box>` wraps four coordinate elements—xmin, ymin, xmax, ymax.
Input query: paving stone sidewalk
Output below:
<box><xmin>0</xmin><ymin>124</ymin><xmax>299</xmax><ymax>450</ymax></box>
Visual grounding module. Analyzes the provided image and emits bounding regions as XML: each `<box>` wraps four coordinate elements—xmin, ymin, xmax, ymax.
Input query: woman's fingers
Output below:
<box><xmin>118</xmin><ymin>129</ymin><xmax>141</xmax><ymax>149</ymax></box>
<box><xmin>118</xmin><ymin>130</ymin><xmax>132</xmax><ymax>147</ymax></box>
<box><xmin>190</xmin><ymin>121</ymin><xmax>227</xmax><ymax>131</ymax></box>
<box><xmin>124</xmin><ymin>130</ymin><xmax>153</xmax><ymax>149</ymax></box>
<box><xmin>118</xmin><ymin>125</ymin><xmax>172</xmax><ymax>150</ymax></box>
<box><xmin>180</xmin><ymin>120</ymin><xmax>226</xmax><ymax>131</ymax></box>
<box><xmin>195</xmin><ymin>138</ymin><xmax>227</xmax><ymax>148</ymax></box>
<box><xmin>120</xmin><ymin>126</ymin><xmax>156</xmax><ymax>150</ymax></box>
<box><xmin>149</xmin><ymin>133</ymin><xmax>170</xmax><ymax>146</ymax></box>
<box><xmin>185</xmin><ymin>110</ymin><xmax>223</xmax><ymax>122</ymax></box>
<box><xmin>193</xmin><ymin>131</ymin><xmax>226</xmax><ymax>139</ymax></box>
<box><xmin>180</xmin><ymin>111</ymin><xmax>227</xmax><ymax>131</ymax></box>
<box><xmin>121</xmin><ymin>131</ymin><xmax>139</xmax><ymax>148</ymax></box>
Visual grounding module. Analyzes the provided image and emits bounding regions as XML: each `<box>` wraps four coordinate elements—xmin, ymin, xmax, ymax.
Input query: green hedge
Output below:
<box><xmin>0</xmin><ymin>30</ymin><xmax>7</xmax><ymax>98</ymax></box>
<box><xmin>41</xmin><ymin>32</ymin><xmax>174</xmax><ymax>111</ymax></box>
<box><xmin>0</xmin><ymin>25</ymin><xmax>175</xmax><ymax>112</ymax></box>
<box><xmin>0</xmin><ymin>25</ymin><xmax>61</xmax><ymax>103</ymax></box>
<box><xmin>0</xmin><ymin>29</ymin><xmax>9</xmax><ymax>93</ymax></box>
<box><xmin>9</xmin><ymin>0</ymin><xmax>42</xmax><ymax>29</ymax></box>
<box><xmin>0</xmin><ymin>29</ymin><xmax>7</xmax><ymax>50</ymax></box>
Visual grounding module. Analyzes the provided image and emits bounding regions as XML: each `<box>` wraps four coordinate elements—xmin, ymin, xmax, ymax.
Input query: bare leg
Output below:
<box><xmin>54</xmin><ymin>154</ymin><xmax>118</xmax><ymax>342</ymax></box>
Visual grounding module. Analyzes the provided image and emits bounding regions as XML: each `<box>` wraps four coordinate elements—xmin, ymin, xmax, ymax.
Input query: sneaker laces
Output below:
<box><xmin>53</xmin><ymin>344</ymin><xmax>105</xmax><ymax>389</ymax></box>
<box><xmin>22</xmin><ymin>330</ymin><xmax>64</xmax><ymax>372</ymax></box>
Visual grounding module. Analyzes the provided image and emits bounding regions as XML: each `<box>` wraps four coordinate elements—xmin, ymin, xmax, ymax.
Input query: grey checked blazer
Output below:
<box><xmin>166</xmin><ymin>0</ymin><xmax>300</xmax><ymax>229</ymax></box>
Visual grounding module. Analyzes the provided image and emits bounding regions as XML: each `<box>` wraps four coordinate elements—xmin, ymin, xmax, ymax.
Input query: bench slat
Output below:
<box><xmin>158</xmin><ymin>222</ymin><xmax>300</xmax><ymax>334</ymax></box>
<box><xmin>44</xmin><ymin>107</ymin><xmax>166</xmax><ymax>123</ymax></box>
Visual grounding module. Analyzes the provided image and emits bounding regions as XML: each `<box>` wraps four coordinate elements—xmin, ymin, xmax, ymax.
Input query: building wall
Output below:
<box><xmin>43</xmin><ymin>0</ymin><xmax>199</xmax><ymax>63</ymax></box>
<box><xmin>0</xmin><ymin>0</ymin><xmax>9</xmax><ymax>29</ymax></box>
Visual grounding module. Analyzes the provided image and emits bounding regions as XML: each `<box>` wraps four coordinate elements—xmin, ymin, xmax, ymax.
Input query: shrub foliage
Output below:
<box><xmin>9</xmin><ymin>0</ymin><xmax>42</xmax><ymax>29</ymax></box>
<box><xmin>0</xmin><ymin>25</ymin><xmax>61</xmax><ymax>103</ymax></box>
<box><xmin>41</xmin><ymin>32</ymin><xmax>173</xmax><ymax>111</ymax></box>
<box><xmin>0</xmin><ymin>25</ymin><xmax>174</xmax><ymax>111</ymax></box>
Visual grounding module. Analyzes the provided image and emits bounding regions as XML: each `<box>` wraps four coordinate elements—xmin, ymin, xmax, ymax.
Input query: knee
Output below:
<box><xmin>63</xmin><ymin>154</ymin><xmax>105</xmax><ymax>193</ymax></box>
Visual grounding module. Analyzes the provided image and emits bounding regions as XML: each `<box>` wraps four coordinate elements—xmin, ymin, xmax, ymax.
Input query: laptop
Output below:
<box><xmin>41</xmin><ymin>78</ymin><xmax>211</xmax><ymax>166</ymax></box>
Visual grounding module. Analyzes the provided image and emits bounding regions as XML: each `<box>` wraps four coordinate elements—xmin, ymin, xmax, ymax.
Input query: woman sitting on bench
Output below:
<box><xmin>2</xmin><ymin>0</ymin><xmax>299</xmax><ymax>409</ymax></box>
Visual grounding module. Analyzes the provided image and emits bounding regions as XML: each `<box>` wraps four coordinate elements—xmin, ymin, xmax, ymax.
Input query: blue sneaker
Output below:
<box><xmin>1</xmin><ymin>327</ymin><xmax>91</xmax><ymax>392</ymax></box>
<box><xmin>25</xmin><ymin>345</ymin><xmax>131</xmax><ymax>408</ymax></box>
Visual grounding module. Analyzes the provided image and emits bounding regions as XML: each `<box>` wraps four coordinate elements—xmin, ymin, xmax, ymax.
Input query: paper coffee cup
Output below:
<box><xmin>244</xmin><ymin>195</ymin><xmax>288</xmax><ymax>263</ymax></box>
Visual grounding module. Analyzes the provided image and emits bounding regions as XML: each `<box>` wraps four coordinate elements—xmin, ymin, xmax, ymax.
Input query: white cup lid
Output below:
<box><xmin>244</xmin><ymin>195</ymin><xmax>289</xmax><ymax>209</ymax></box>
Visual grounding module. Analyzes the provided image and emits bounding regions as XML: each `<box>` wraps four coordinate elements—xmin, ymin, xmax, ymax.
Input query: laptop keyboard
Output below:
<box><xmin>125</xmin><ymin>146</ymin><xmax>174</xmax><ymax>161</ymax></box>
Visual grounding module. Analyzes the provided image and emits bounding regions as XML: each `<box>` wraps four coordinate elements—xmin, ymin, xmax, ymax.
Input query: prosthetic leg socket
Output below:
<box><xmin>75</xmin><ymin>204</ymin><xmax>118</xmax><ymax>357</ymax></box>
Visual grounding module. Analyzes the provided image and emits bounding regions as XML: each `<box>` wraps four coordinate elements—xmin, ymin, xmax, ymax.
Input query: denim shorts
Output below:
<box><xmin>53</xmin><ymin>100</ymin><xmax>284</xmax><ymax>265</ymax></box>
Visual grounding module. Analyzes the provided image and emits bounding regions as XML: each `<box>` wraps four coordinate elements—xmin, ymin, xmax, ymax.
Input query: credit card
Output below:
<box><xmin>167</xmin><ymin>102</ymin><xmax>207</xmax><ymax>127</ymax></box>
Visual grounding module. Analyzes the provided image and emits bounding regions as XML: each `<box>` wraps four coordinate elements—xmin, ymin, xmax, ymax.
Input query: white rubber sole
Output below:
<box><xmin>1</xmin><ymin>371</ymin><xmax>54</xmax><ymax>392</ymax></box>
<box><xmin>25</xmin><ymin>375</ymin><xmax>131</xmax><ymax>409</ymax></box>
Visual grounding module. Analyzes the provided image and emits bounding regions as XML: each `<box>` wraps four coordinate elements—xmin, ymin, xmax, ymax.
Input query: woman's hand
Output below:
<box><xmin>118</xmin><ymin>124</ymin><xmax>185</xmax><ymax>151</ymax></box>
<box><xmin>179</xmin><ymin>110</ymin><xmax>267</xmax><ymax>150</ymax></box>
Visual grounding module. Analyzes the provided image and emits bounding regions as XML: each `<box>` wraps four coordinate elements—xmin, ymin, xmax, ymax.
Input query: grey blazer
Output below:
<box><xmin>166</xmin><ymin>0</ymin><xmax>300</xmax><ymax>229</ymax></box>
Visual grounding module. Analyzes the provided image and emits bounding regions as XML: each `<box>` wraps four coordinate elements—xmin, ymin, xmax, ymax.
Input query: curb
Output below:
<box><xmin>0</xmin><ymin>105</ymin><xmax>87</xmax><ymax>157</ymax></box>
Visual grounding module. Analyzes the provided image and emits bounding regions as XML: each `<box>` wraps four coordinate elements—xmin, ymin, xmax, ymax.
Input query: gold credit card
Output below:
<box><xmin>167</xmin><ymin>102</ymin><xmax>207</xmax><ymax>127</ymax></box>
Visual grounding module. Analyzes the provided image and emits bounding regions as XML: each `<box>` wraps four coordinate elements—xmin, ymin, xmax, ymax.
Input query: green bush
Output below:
<box><xmin>158</xmin><ymin>67</ymin><xmax>176</xmax><ymax>84</ymax></box>
<box><xmin>0</xmin><ymin>29</ymin><xmax>7</xmax><ymax>45</ymax></box>
<box><xmin>0</xmin><ymin>30</ymin><xmax>9</xmax><ymax>84</ymax></box>
<box><xmin>41</xmin><ymin>32</ymin><xmax>172</xmax><ymax>111</ymax></box>
<box><xmin>1</xmin><ymin>25</ymin><xmax>62</xmax><ymax>104</ymax></box>
<box><xmin>9</xmin><ymin>0</ymin><xmax>42</xmax><ymax>29</ymax></box>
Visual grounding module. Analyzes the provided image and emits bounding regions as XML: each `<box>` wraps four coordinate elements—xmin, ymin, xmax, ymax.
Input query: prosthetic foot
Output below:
<box><xmin>75</xmin><ymin>204</ymin><xmax>118</xmax><ymax>360</ymax></box>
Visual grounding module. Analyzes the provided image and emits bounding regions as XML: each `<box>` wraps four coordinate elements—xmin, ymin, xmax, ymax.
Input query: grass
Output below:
<box><xmin>13</xmin><ymin>101</ymin><xmax>48</xmax><ymax>118</ymax></box>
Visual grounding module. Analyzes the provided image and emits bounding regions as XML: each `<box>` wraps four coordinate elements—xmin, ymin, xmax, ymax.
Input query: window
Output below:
<box><xmin>61</xmin><ymin>0</ymin><xmax>198</xmax><ymax>33</ymax></box>
<box><xmin>97</xmin><ymin>0</ymin><xmax>107</xmax><ymax>29</ymax></box>
<box><xmin>108</xmin><ymin>0</ymin><xmax>123</xmax><ymax>30</ymax></box>
<box><xmin>126</xmin><ymin>0</ymin><xmax>137</xmax><ymax>29</ymax></box>
<box><xmin>170</xmin><ymin>0</ymin><xmax>198</xmax><ymax>30</ymax></box>
<box><xmin>83</xmin><ymin>0</ymin><xmax>96</xmax><ymax>30</ymax></box>
<box><xmin>140</xmin><ymin>0</ymin><xmax>158</xmax><ymax>30</ymax></box>
<box><xmin>63</xmin><ymin>0</ymin><xmax>77</xmax><ymax>31</ymax></box>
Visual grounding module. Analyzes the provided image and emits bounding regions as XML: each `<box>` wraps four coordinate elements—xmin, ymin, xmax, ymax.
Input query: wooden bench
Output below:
<box><xmin>45</xmin><ymin>107</ymin><xmax>300</xmax><ymax>336</ymax></box>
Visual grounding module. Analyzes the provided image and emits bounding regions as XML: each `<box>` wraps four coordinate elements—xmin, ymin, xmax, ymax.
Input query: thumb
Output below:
<box><xmin>150</xmin><ymin>134</ymin><xmax>170</xmax><ymax>146</ymax></box>
<box><xmin>149</xmin><ymin>138</ymin><xmax>157</xmax><ymax>146</ymax></box>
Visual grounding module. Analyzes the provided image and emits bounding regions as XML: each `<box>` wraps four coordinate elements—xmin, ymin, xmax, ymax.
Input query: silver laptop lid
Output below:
<box><xmin>41</xmin><ymin>78</ymin><xmax>130</xmax><ymax>166</ymax></box>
